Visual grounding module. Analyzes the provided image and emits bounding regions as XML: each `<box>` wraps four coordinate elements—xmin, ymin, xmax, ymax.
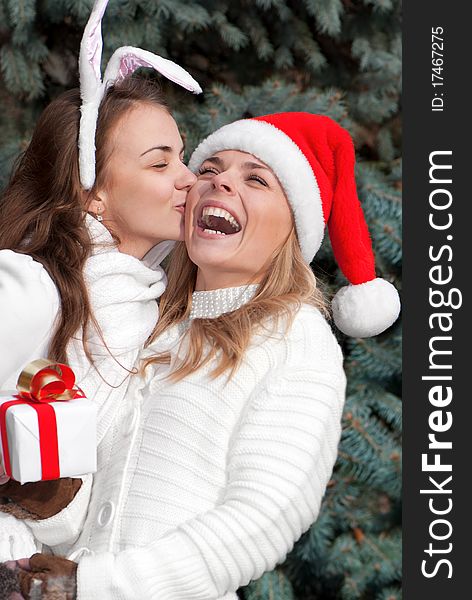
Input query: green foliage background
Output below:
<box><xmin>0</xmin><ymin>1</ymin><xmax>402</xmax><ymax>598</ymax></box>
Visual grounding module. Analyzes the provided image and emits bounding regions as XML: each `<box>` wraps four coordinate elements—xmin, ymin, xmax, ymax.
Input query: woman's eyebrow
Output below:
<box><xmin>203</xmin><ymin>157</ymin><xmax>269</xmax><ymax>171</ymax></box>
<box><xmin>140</xmin><ymin>144</ymin><xmax>185</xmax><ymax>157</ymax></box>
<box><xmin>203</xmin><ymin>156</ymin><xmax>224</xmax><ymax>167</ymax></box>
<box><xmin>242</xmin><ymin>161</ymin><xmax>270</xmax><ymax>171</ymax></box>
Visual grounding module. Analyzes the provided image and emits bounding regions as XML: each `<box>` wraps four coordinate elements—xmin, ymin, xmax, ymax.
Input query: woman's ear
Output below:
<box><xmin>85</xmin><ymin>190</ymin><xmax>106</xmax><ymax>220</ymax></box>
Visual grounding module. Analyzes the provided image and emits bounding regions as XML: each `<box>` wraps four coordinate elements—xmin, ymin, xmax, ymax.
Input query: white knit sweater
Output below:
<box><xmin>0</xmin><ymin>216</ymin><xmax>169</xmax><ymax>560</ymax></box>
<box><xmin>31</xmin><ymin>287</ymin><xmax>346</xmax><ymax>600</ymax></box>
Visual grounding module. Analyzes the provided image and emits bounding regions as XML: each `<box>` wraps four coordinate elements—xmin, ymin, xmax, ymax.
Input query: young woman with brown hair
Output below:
<box><xmin>0</xmin><ymin>78</ymin><xmax>195</xmax><ymax>388</ymax></box>
<box><xmin>0</xmin><ymin>0</ymin><xmax>202</xmax><ymax>566</ymax></box>
<box><xmin>0</xmin><ymin>74</ymin><xmax>199</xmax><ymax>552</ymax></box>
<box><xmin>5</xmin><ymin>113</ymin><xmax>399</xmax><ymax>599</ymax></box>
<box><xmin>0</xmin><ymin>0</ymin><xmax>201</xmax><ymax>394</ymax></box>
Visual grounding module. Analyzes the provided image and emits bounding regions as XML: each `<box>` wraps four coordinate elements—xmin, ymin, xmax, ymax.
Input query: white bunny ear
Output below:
<box><xmin>103</xmin><ymin>47</ymin><xmax>202</xmax><ymax>94</ymax></box>
<box><xmin>78</xmin><ymin>1</ymin><xmax>203</xmax><ymax>190</ymax></box>
<box><xmin>78</xmin><ymin>0</ymin><xmax>110</xmax><ymax>190</ymax></box>
<box><xmin>79</xmin><ymin>0</ymin><xmax>108</xmax><ymax>95</ymax></box>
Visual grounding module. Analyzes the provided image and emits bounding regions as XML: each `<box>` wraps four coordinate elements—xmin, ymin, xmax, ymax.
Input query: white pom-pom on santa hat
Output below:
<box><xmin>332</xmin><ymin>278</ymin><xmax>401</xmax><ymax>338</ymax></box>
<box><xmin>189</xmin><ymin>112</ymin><xmax>400</xmax><ymax>338</ymax></box>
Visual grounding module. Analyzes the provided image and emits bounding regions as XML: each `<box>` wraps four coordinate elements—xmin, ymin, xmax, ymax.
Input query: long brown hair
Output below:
<box><xmin>0</xmin><ymin>77</ymin><xmax>169</xmax><ymax>362</ymax></box>
<box><xmin>144</xmin><ymin>229</ymin><xmax>328</xmax><ymax>381</ymax></box>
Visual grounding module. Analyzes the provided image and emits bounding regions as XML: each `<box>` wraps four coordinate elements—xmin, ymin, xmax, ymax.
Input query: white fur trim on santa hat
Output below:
<box><xmin>332</xmin><ymin>277</ymin><xmax>401</xmax><ymax>337</ymax></box>
<box><xmin>188</xmin><ymin>119</ymin><xmax>325</xmax><ymax>263</ymax></box>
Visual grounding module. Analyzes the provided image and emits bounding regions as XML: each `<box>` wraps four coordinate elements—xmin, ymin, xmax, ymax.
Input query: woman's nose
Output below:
<box><xmin>177</xmin><ymin>164</ymin><xmax>197</xmax><ymax>190</ymax></box>
<box><xmin>212</xmin><ymin>171</ymin><xmax>235</xmax><ymax>194</ymax></box>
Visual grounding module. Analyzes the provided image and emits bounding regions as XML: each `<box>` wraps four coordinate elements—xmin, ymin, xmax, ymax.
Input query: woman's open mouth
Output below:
<box><xmin>197</xmin><ymin>206</ymin><xmax>242</xmax><ymax>236</ymax></box>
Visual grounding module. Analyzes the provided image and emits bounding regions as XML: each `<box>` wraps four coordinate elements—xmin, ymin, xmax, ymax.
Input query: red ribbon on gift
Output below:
<box><xmin>0</xmin><ymin>359</ymin><xmax>84</xmax><ymax>480</ymax></box>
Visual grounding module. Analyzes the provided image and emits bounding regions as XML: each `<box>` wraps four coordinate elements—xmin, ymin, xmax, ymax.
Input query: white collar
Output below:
<box><xmin>85</xmin><ymin>213</ymin><xmax>175</xmax><ymax>267</ymax></box>
<box><xmin>85</xmin><ymin>212</ymin><xmax>115</xmax><ymax>253</ymax></box>
<box><xmin>189</xmin><ymin>285</ymin><xmax>259</xmax><ymax>320</ymax></box>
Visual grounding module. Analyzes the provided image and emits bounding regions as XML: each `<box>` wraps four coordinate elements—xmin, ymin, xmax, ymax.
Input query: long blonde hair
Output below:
<box><xmin>144</xmin><ymin>228</ymin><xmax>328</xmax><ymax>381</ymax></box>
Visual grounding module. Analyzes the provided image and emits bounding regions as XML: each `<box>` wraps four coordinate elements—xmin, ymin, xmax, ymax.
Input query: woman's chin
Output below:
<box><xmin>188</xmin><ymin>229</ymin><xmax>237</xmax><ymax>259</ymax></box>
<box><xmin>190</xmin><ymin>242</ymin><xmax>240</xmax><ymax>272</ymax></box>
<box><xmin>157</xmin><ymin>221</ymin><xmax>185</xmax><ymax>243</ymax></box>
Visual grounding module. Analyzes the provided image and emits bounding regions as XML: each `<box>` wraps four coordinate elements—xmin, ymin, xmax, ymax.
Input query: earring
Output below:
<box><xmin>96</xmin><ymin>205</ymin><xmax>103</xmax><ymax>222</ymax></box>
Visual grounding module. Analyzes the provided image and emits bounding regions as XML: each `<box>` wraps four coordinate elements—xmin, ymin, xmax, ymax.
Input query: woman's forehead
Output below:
<box><xmin>111</xmin><ymin>104</ymin><xmax>181</xmax><ymax>154</ymax></box>
<box><xmin>208</xmin><ymin>150</ymin><xmax>272</xmax><ymax>171</ymax></box>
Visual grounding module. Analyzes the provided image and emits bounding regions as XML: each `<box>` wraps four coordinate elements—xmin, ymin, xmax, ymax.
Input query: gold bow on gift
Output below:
<box><xmin>16</xmin><ymin>359</ymin><xmax>84</xmax><ymax>403</ymax></box>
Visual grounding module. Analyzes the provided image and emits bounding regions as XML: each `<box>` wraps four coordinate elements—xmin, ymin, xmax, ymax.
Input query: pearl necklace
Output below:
<box><xmin>189</xmin><ymin>285</ymin><xmax>259</xmax><ymax>320</ymax></box>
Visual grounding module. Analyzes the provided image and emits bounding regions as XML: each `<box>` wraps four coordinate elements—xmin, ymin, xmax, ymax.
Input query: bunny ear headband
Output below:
<box><xmin>78</xmin><ymin>0</ymin><xmax>202</xmax><ymax>190</ymax></box>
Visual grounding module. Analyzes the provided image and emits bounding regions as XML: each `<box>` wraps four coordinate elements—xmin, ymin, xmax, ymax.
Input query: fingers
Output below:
<box><xmin>17</xmin><ymin>562</ymin><xmax>77</xmax><ymax>599</ymax></box>
<box><xmin>3</xmin><ymin>558</ymin><xmax>30</xmax><ymax>570</ymax></box>
<box><xmin>28</xmin><ymin>552</ymin><xmax>52</xmax><ymax>572</ymax></box>
<box><xmin>14</xmin><ymin>558</ymin><xmax>31</xmax><ymax>571</ymax></box>
<box><xmin>17</xmin><ymin>568</ymin><xmax>41</xmax><ymax>598</ymax></box>
<box><xmin>1</xmin><ymin>559</ymin><xmax>44</xmax><ymax>599</ymax></box>
<box><xmin>10</xmin><ymin>554</ymin><xmax>78</xmax><ymax>599</ymax></box>
<box><xmin>28</xmin><ymin>553</ymin><xmax>78</xmax><ymax>582</ymax></box>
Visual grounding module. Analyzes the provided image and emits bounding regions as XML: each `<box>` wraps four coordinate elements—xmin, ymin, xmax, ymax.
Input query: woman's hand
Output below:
<box><xmin>0</xmin><ymin>478</ymin><xmax>82</xmax><ymax>520</ymax></box>
<box><xmin>1</xmin><ymin>554</ymin><xmax>77</xmax><ymax>599</ymax></box>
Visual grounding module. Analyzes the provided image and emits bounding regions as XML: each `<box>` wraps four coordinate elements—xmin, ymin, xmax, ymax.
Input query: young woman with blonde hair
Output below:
<box><xmin>6</xmin><ymin>113</ymin><xmax>399</xmax><ymax>599</ymax></box>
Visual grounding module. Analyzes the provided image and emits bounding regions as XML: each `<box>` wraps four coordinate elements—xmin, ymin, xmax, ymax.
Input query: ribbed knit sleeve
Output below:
<box><xmin>77</xmin><ymin>322</ymin><xmax>345</xmax><ymax>600</ymax></box>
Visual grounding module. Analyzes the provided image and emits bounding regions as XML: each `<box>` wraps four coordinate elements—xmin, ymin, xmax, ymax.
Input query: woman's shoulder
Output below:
<box><xmin>0</xmin><ymin>251</ymin><xmax>61</xmax><ymax>388</ymax></box>
<box><xmin>290</xmin><ymin>303</ymin><xmax>333</xmax><ymax>334</ymax></box>
<box><xmin>294</xmin><ymin>302</ymin><xmax>331</xmax><ymax>324</ymax></box>
<box><xmin>0</xmin><ymin>249</ymin><xmax>59</xmax><ymax>305</ymax></box>
<box><xmin>286</xmin><ymin>303</ymin><xmax>344</xmax><ymax>368</ymax></box>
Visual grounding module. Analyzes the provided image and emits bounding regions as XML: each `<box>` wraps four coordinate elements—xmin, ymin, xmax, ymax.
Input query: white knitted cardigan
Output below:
<box><xmin>66</xmin><ymin>216</ymin><xmax>169</xmax><ymax>446</ymax></box>
<box><xmin>0</xmin><ymin>215</ymin><xmax>169</xmax><ymax>561</ymax></box>
<box><xmin>27</xmin><ymin>287</ymin><xmax>346</xmax><ymax>600</ymax></box>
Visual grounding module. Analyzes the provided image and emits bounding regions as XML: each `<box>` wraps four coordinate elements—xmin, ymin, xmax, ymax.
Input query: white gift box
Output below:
<box><xmin>0</xmin><ymin>393</ymin><xmax>97</xmax><ymax>484</ymax></box>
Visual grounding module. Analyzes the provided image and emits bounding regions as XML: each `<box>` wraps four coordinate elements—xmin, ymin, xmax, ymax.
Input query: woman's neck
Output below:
<box><xmin>195</xmin><ymin>267</ymin><xmax>262</xmax><ymax>291</ymax></box>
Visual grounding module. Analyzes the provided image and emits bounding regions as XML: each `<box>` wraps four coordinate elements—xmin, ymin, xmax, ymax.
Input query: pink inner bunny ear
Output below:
<box><xmin>84</xmin><ymin>0</ymin><xmax>109</xmax><ymax>80</ymax></box>
<box><xmin>117</xmin><ymin>54</ymin><xmax>148</xmax><ymax>80</ymax></box>
<box><xmin>103</xmin><ymin>47</ymin><xmax>203</xmax><ymax>94</ymax></box>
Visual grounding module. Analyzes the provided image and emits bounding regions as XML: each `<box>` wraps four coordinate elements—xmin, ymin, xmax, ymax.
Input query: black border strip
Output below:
<box><xmin>403</xmin><ymin>3</ymin><xmax>469</xmax><ymax>597</ymax></box>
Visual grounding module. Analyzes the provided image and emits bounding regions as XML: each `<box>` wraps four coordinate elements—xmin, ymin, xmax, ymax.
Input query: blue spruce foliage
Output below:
<box><xmin>0</xmin><ymin>1</ymin><xmax>402</xmax><ymax>597</ymax></box>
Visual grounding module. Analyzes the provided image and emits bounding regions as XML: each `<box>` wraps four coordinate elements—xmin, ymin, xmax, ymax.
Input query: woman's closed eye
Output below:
<box><xmin>152</xmin><ymin>162</ymin><xmax>168</xmax><ymax>170</ymax></box>
<box><xmin>247</xmin><ymin>174</ymin><xmax>268</xmax><ymax>187</ymax></box>
<box><xmin>198</xmin><ymin>166</ymin><xmax>268</xmax><ymax>187</ymax></box>
<box><xmin>198</xmin><ymin>165</ymin><xmax>219</xmax><ymax>176</ymax></box>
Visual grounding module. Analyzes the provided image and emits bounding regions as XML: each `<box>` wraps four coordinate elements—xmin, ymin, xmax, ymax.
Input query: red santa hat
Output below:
<box><xmin>188</xmin><ymin>112</ymin><xmax>400</xmax><ymax>338</ymax></box>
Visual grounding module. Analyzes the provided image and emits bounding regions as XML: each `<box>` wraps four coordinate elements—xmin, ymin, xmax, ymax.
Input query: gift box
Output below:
<box><xmin>0</xmin><ymin>359</ymin><xmax>97</xmax><ymax>484</ymax></box>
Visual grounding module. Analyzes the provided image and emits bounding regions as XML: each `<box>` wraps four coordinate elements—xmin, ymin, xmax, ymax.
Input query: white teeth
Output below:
<box><xmin>203</xmin><ymin>229</ymin><xmax>226</xmax><ymax>236</ymax></box>
<box><xmin>202</xmin><ymin>206</ymin><xmax>240</xmax><ymax>230</ymax></box>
